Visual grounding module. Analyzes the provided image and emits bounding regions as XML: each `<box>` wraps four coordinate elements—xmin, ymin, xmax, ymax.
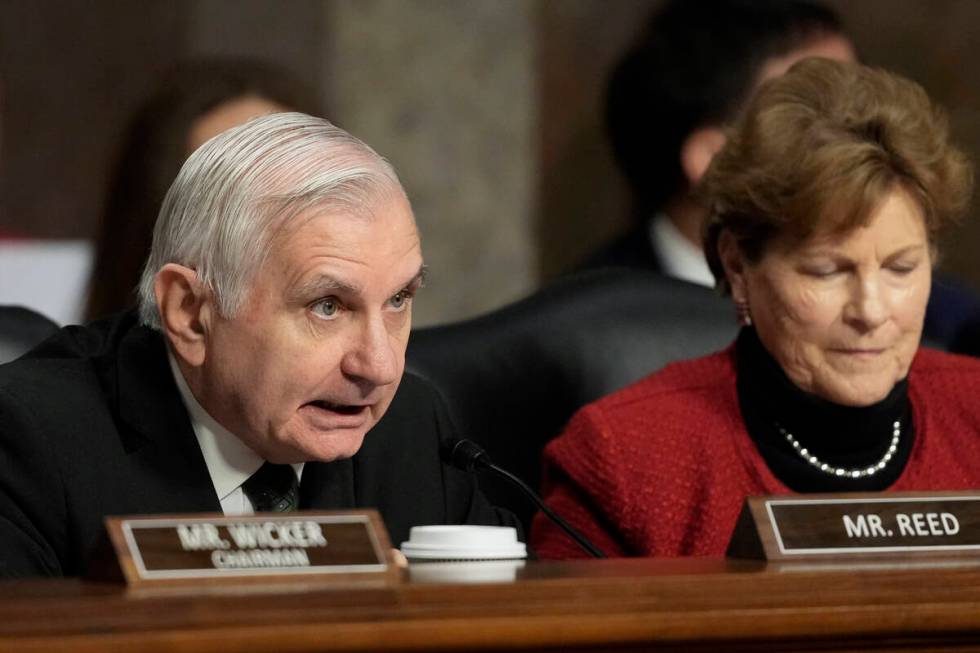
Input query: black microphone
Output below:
<box><xmin>445</xmin><ymin>438</ymin><xmax>606</xmax><ymax>558</ymax></box>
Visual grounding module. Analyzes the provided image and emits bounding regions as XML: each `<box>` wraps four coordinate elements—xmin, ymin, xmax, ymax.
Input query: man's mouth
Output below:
<box><xmin>307</xmin><ymin>400</ymin><xmax>368</xmax><ymax>416</ymax></box>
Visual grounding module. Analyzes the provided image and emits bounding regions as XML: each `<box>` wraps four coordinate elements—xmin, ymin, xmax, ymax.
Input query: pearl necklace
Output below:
<box><xmin>776</xmin><ymin>420</ymin><xmax>901</xmax><ymax>479</ymax></box>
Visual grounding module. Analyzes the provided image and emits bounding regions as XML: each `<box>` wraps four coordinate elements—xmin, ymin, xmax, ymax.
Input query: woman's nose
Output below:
<box><xmin>843</xmin><ymin>274</ymin><xmax>888</xmax><ymax>332</ymax></box>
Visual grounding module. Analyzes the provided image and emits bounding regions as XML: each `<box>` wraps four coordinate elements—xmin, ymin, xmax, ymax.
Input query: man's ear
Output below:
<box><xmin>154</xmin><ymin>264</ymin><xmax>210</xmax><ymax>367</ymax></box>
<box><xmin>680</xmin><ymin>126</ymin><xmax>727</xmax><ymax>186</ymax></box>
<box><xmin>717</xmin><ymin>229</ymin><xmax>749</xmax><ymax>301</ymax></box>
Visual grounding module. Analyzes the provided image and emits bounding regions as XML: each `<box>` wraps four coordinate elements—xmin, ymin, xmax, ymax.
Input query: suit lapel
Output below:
<box><xmin>299</xmin><ymin>459</ymin><xmax>356</xmax><ymax>510</ymax></box>
<box><xmin>98</xmin><ymin>316</ymin><xmax>220</xmax><ymax>513</ymax></box>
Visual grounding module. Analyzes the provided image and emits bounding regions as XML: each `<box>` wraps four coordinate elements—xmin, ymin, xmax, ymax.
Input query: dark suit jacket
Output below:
<box><xmin>578</xmin><ymin>223</ymin><xmax>663</xmax><ymax>274</ymax></box>
<box><xmin>0</xmin><ymin>305</ymin><xmax>59</xmax><ymax>365</ymax></box>
<box><xmin>0</xmin><ymin>312</ymin><xmax>516</xmax><ymax>577</ymax></box>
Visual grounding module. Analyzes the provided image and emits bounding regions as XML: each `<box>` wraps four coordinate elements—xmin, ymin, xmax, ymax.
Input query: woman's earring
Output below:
<box><xmin>735</xmin><ymin>298</ymin><xmax>752</xmax><ymax>326</ymax></box>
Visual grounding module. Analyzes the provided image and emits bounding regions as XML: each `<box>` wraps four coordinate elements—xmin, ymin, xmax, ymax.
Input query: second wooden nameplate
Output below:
<box><xmin>728</xmin><ymin>491</ymin><xmax>980</xmax><ymax>561</ymax></box>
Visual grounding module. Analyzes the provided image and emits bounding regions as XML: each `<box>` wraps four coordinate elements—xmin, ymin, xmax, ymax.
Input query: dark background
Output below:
<box><xmin>1</xmin><ymin>0</ymin><xmax>977</xmax><ymax>325</ymax></box>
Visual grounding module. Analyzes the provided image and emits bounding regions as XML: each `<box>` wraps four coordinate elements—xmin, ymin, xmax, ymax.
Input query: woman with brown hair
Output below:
<box><xmin>85</xmin><ymin>59</ymin><xmax>320</xmax><ymax>321</ymax></box>
<box><xmin>532</xmin><ymin>58</ymin><xmax>980</xmax><ymax>558</ymax></box>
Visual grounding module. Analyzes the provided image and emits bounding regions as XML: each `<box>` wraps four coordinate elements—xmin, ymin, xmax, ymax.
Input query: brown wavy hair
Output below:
<box><xmin>701</xmin><ymin>58</ymin><xmax>973</xmax><ymax>294</ymax></box>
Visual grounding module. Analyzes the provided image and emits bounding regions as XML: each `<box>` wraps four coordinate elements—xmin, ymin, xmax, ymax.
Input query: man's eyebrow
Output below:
<box><xmin>404</xmin><ymin>265</ymin><xmax>429</xmax><ymax>291</ymax></box>
<box><xmin>289</xmin><ymin>265</ymin><xmax>427</xmax><ymax>303</ymax></box>
<box><xmin>290</xmin><ymin>275</ymin><xmax>362</xmax><ymax>302</ymax></box>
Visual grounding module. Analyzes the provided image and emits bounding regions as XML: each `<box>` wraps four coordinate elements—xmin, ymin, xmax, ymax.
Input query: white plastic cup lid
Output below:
<box><xmin>400</xmin><ymin>525</ymin><xmax>527</xmax><ymax>561</ymax></box>
<box><xmin>408</xmin><ymin>559</ymin><xmax>526</xmax><ymax>583</ymax></box>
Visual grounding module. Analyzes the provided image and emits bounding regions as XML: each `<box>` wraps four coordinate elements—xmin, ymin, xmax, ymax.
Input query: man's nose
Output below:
<box><xmin>341</xmin><ymin>315</ymin><xmax>401</xmax><ymax>388</ymax></box>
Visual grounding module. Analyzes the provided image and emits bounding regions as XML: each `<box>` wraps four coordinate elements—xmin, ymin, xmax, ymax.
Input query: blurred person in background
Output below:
<box><xmin>583</xmin><ymin>0</ymin><xmax>853</xmax><ymax>281</ymax></box>
<box><xmin>580</xmin><ymin>0</ymin><xmax>978</xmax><ymax>347</ymax></box>
<box><xmin>85</xmin><ymin>58</ymin><xmax>321</xmax><ymax>321</ymax></box>
<box><xmin>534</xmin><ymin>59</ymin><xmax>980</xmax><ymax>558</ymax></box>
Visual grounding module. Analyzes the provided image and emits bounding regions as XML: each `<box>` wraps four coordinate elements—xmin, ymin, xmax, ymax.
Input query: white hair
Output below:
<box><xmin>137</xmin><ymin>112</ymin><xmax>403</xmax><ymax>329</ymax></box>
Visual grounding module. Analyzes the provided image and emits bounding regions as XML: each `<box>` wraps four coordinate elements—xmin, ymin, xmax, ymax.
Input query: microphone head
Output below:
<box><xmin>443</xmin><ymin>438</ymin><xmax>492</xmax><ymax>472</ymax></box>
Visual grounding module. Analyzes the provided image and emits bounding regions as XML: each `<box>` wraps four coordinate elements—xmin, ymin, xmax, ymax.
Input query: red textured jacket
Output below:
<box><xmin>531</xmin><ymin>346</ymin><xmax>980</xmax><ymax>559</ymax></box>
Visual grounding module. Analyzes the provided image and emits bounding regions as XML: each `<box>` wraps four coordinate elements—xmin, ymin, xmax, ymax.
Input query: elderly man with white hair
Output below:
<box><xmin>0</xmin><ymin>113</ymin><xmax>515</xmax><ymax>577</ymax></box>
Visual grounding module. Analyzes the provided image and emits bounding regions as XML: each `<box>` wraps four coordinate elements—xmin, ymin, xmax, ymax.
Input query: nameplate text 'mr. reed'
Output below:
<box><xmin>727</xmin><ymin>492</ymin><xmax>980</xmax><ymax>561</ymax></box>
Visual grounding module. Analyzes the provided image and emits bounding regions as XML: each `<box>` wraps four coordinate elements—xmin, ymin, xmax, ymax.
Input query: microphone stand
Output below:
<box><xmin>448</xmin><ymin>439</ymin><xmax>606</xmax><ymax>559</ymax></box>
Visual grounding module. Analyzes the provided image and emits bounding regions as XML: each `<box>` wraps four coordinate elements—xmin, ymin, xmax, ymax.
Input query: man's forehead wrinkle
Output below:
<box><xmin>258</xmin><ymin>197</ymin><xmax>364</xmax><ymax>252</ymax></box>
<box><xmin>259</xmin><ymin>190</ymin><xmax>399</xmax><ymax>263</ymax></box>
<box><xmin>274</xmin><ymin>200</ymin><xmax>418</xmax><ymax>263</ymax></box>
<box><xmin>261</xmin><ymin>205</ymin><xmax>370</xmax><ymax>282</ymax></box>
<box><xmin>283</xmin><ymin>247</ymin><xmax>369</xmax><ymax>300</ymax></box>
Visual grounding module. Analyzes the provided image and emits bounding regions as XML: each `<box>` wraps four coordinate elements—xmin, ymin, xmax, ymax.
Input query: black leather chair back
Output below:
<box><xmin>406</xmin><ymin>269</ymin><xmax>737</xmax><ymax>528</ymax></box>
<box><xmin>0</xmin><ymin>306</ymin><xmax>59</xmax><ymax>365</ymax></box>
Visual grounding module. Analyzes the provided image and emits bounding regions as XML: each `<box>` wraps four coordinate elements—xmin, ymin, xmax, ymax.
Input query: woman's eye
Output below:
<box><xmin>888</xmin><ymin>262</ymin><xmax>918</xmax><ymax>275</ymax></box>
<box><xmin>311</xmin><ymin>297</ymin><xmax>341</xmax><ymax>319</ymax></box>
<box><xmin>802</xmin><ymin>267</ymin><xmax>838</xmax><ymax>278</ymax></box>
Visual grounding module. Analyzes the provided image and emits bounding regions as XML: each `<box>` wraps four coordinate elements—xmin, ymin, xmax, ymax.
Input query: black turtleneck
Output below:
<box><xmin>736</xmin><ymin>327</ymin><xmax>915</xmax><ymax>492</ymax></box>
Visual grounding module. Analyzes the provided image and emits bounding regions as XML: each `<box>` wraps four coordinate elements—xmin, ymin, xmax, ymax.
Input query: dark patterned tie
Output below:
<box><xmin>242</xmin><ymin>462</ymin><xmax>299</xmax><ymax>512</ymax></box>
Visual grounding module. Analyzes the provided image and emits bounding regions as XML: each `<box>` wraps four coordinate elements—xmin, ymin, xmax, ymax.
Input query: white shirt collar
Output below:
<box><xmin>649</xmin><ymin>213</ymin><xmax>716</xmax><ymax>287</ymax></box>
<box><xmin>167</xmin><ymin>352</ymin><xmax>303</xmax><ymax>507</ymax></box>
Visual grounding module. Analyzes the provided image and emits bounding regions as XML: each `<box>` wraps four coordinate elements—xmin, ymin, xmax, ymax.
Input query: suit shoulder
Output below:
<box><xmin>575</xmin><ymin>224</ymin><xmax>661</xmax><ymax>273</ymax></box>
<box><xmin>8</xmin><ymin>312</ymin><xmax>139</xmax><ymax>366</ymax></box>
<box><xmin>0</xmin><ymin>349</ymin><xmax>99</xmax><ymax>402</ymax></box>
<box><xmin>0</xmin><ymin>312</ymin><xmax>148</xmax><ymax>416</ymax></box>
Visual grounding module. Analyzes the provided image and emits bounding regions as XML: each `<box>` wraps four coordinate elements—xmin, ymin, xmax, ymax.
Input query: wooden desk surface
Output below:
<box><xmin>3</xmin><ymin>556</ymin><xmax>980</xmax><ymax>652</ymax></box>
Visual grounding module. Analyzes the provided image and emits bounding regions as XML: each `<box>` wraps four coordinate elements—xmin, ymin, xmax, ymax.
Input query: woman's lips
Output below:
<box><xmin>830</xmin><ymin>347</ymin><xmax>886</xmax><ymax>358</ymax></box>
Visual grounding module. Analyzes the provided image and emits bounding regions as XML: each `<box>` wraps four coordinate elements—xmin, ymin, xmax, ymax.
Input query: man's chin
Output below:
<box><xmin>298</xmin><ymin>429</ymin><xmax>369</xmax><ymax>463</ymax></box>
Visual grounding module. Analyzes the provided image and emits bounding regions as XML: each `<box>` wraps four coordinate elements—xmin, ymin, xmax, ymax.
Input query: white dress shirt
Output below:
<box><xmin>648</xmin><ymin>213</ymin><xmax>715</xmax><ymax>287</ymax></box>
<box><xmin>168</xmin><ymin>353</ymin><xmax>303</xmax><ymax>515</ymax></box>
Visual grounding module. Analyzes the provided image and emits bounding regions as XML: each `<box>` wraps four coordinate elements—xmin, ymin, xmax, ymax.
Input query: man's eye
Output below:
<box><xmin>311</xmin><ymin>297</ymin><xmax>341</xmax><ymax>319</ymax></box>
<box><xmin>389</xmin><ymin>290</ymin><xmax>412</xmax><ymax>310</ymax></box>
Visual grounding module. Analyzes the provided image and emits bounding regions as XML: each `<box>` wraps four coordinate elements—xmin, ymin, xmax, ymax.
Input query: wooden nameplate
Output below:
<box><xmin>88</xmin><ymin>510</ymin><xmax>396</xmax><ymax>587</ymax></box>
<box><xmin>727</xmin><ymin>491</ymin><xmax>980</xmax><ymax>561</ymax></box>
